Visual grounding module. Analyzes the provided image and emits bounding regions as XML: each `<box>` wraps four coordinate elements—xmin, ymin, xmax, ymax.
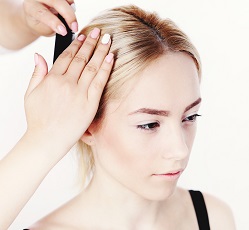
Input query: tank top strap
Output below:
<box><xmin>189</xmin><ymin>190</ymin><xmax>210</xmax><ymax>230</ymax></box>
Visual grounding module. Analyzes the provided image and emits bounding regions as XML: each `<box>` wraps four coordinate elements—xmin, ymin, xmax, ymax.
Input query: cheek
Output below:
<box><xmin>94</xmin><ymin>125</ymin><xmax>138</xmax><ymax>171</ymax></box>
<box><xmin>184</xmin><ymin>125</ymin><xmax>197</xmax><ymax>151</ymax></box>
<box><xmin>94</xmin><ymin>124</ymin><xmax>154</xmax><ymax>177</ymax></box>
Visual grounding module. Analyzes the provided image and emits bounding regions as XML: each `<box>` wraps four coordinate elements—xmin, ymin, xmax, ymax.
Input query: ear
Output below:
<box><xmin>80</xmin><ymin>128</ymin><xmax>95</xmax><ymax>146</ymax></box>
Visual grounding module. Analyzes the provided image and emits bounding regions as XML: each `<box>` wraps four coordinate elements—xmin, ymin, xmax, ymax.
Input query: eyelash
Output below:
<box><xmin>137</xmin><ymin>122</ymin><xmax>160</xmax><ymax>131</ymax></box>
<box><xmin>182</xmin><ymin>114</ymin><xmax>201</xmax><ymax>123</ymax></box>
<box><xmin>136</xmin><ymin>114</ymin><xmax>201</xmax><ymax>131</ymax></box>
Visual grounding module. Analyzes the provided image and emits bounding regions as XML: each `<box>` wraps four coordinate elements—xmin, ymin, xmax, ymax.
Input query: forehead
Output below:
<box><xmin>106</xmin><ymin>52</ymin><xmax>201</xmax><ymax>115</ymax></box>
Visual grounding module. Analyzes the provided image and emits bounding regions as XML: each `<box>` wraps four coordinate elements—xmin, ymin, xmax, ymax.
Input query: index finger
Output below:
<box><xmin>41</xmin><ymin>0</ymin><xmax>77</xmax><ymax>33</ymax></box>
<box><xmin>50</xmin><ymin>35</ymin><xmax>86</xmax><ymax>75</ymax></box>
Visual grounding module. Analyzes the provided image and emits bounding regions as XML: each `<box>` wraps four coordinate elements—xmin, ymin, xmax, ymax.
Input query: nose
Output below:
<box><xmin>161</xmin><ymin>124</ymin><xmax>189</xmax><ymax>160</ymax></box>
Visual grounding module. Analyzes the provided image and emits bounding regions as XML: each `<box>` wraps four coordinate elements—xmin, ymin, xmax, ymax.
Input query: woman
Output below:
<box><xmin>25</xmin><ymin>5</ymin><xmax>235</xmax><ymax>229</ymax></box>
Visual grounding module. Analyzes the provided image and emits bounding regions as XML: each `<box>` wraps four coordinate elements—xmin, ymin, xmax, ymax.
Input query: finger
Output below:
<box><xmin>84</xmin><ymin>53</ymin><xmax>114</xmax><ymax>102</ymax></box>
<box><xmin>65</xmin><ymin>28</ymin><xmax>101</xmax><ymax>80</ymax></box>
<box><xmin>41</xmin><ymin>0</ymin><xmax>78</xmax><ymax>33</ymax></box>
<box><xmin>25</xmin><ymin>54</ymin><xmax>48</xmax><ymax>97</ymax></box>
<box><xmin>25</xmin><ymin>1</ymin><xmax>65</xmax><ymax>36</ymax></box>
<box><xmin>50</xmin><ymin>34</ymin><xmax>86</xmax><ymax>75</ymax></box>
<box><xmin>77</xmin><ymin>33</ymin><xmax>111</xmax><ymax>86</ymax></box>
<box><xmin>66</xmin><ymin>0</ymin><xmax>75</xmax><ymax>4</ymax></box>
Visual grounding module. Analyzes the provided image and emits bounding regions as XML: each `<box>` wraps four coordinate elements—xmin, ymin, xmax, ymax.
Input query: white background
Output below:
<box><xmin>1</xmin><ymin>0</ymin><xmax>249</xmax><ymax>229</ymax></box>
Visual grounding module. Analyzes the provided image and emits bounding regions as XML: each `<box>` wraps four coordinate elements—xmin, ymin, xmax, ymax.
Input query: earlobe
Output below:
<box><xmin>80</xmin><ymin>129</ymin><xmax>94</xmax><ymax>146</ymax></box>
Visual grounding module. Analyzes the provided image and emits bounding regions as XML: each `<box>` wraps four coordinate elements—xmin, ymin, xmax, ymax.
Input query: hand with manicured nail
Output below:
<box><xmin>0</xmin><ymin>0</ymin><xmax>77</xmax><ymax>50</ymax></box>
<box><xmin>0</xmin><ymin>28</ymin><xmax>113</xmax><ymax>230</ymax></box>
<box><xmin>25</xmin><ymin>29</ymin><xmax>113</xmax><ymax>148</ymax></box>
<box><xmin>23</xmin><ymin>0</ymin><xmax>78</xmax><ymax>36</ymax></box>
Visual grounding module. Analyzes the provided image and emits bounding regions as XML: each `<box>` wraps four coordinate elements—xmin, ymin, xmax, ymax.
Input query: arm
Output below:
<box><xmin>0</xmin><ymin>0</ymin><xmax>77</xmax><ymax>50</ymax></box>
<box><xmin>0</xmin><ymin>131</ymin><xmax>73</xmax><ymax>230</ymax></box>
<box><xmin>0</xmin><ymin>29</ymin><xmax>113</xmax><ymax>229</ymax></box>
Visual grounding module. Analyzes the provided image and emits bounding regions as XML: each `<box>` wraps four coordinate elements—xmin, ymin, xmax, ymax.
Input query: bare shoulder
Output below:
<box><xmin>27</xmin><ymin>196</ymin><xmax>83</xmax><ymax>230</ymax></box>
<box><xmin>203</xmin><ymin>192</ymin><xmax>236</xmax><ymax>230</ymax></box>
<box><xmin>28</xmin><ymin>219</ymin><xmax>68</xmax><ymax>230</ymax></box>
<box><xmin>27</xmin><ymin>213</ymin><xmax>77</xmax><ymax>230</ymax></box>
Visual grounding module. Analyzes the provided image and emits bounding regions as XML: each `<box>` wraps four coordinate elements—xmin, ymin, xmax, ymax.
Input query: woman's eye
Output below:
<box><xmin>183</xmin><ymin>114</ymin><xmax>201</xmax><ymax>122</ymax></box>
<box><xmin>137</xmin><ymin>122</ymin><xmax>160</xmax><ymax>131</ymax></box>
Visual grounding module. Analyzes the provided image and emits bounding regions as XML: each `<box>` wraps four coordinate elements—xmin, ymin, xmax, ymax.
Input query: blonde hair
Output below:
<box><xmin>77</xmin><ymin>5</ymin><xmax>201</xmax><ymax>184</ymax></box>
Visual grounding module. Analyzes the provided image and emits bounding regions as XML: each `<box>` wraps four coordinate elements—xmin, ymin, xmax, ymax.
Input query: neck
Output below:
<box><xmin>81</xmin><ymin>169</ymin><xmax>175</xmax><ymax>229</ymax></box>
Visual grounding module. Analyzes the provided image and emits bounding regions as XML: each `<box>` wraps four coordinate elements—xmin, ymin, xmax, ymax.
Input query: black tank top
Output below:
<box><xmin>189</xmin><ymin>190</ymin><xmax>210</xmax><ymax>230</ymax></box>
<box><xmin>24</xmin><ymin>190</ymin><xmax>210</xmax><ymax>230</ymax></box>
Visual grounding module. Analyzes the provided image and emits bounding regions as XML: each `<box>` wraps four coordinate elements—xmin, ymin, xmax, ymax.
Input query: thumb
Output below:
<box><xmin>25</xmin><ymin>53</ymin><xmax>48</xmax><ymax>97</ymax></box>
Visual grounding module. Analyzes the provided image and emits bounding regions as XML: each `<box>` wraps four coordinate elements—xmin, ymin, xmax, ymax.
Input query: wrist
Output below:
<box><xmin>22</xmin><ymin>129</ymin><xmax>74</xmax><ymax>163</ymax></box>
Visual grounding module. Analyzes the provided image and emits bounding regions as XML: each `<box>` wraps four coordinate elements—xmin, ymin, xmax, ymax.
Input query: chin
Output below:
<box><xmin>141</xmin><ymin>184</ymin><xmax>178</xmax><ymax>202</ymax></box>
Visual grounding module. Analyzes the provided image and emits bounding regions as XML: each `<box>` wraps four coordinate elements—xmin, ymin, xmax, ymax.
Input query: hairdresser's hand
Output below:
<box><xmin>23</xmin><ymin>0</ymin><xmax>78</xmax><ymax>36</ymax></box>
<box><xmin>0</xmin><ymin>0</ymin><xmax>77</xmax><ymax>49</ymax></box>
<box><xmin>25</xmin><ymin>29</ymin><xmax>113</xmax><ymax>151</ymax></box>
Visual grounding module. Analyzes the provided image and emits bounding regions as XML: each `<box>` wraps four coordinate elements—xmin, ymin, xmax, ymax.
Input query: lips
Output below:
<box><xmin>164</xmin><ymin>171</ymin><xmax>181</xmax><ymax>176</ymax></box>
<box><xmin>153</xmin><ymin>171</ymin><xmax>180</xmax><ymax>176</ymax></box>
<box><xmin>153</xmin><ymin>169</ymin><xmax>183</xmax><ymax>176</ymax></box>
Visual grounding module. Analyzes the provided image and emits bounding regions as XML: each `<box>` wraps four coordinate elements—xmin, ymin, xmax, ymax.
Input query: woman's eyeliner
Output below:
<box><xmin>137</xmin><ymin>122</ymin><xmax>160</xmax><ymax>131</ymax></box>
<box><xmin>137</xmin><ymin>114</ymin><xmax>201</xmax><ymax>131</ymax></box>
<box><xmin>183</xmin><ymin>114</ymin><xmax>201</xmax><ymax>122</ymax></box>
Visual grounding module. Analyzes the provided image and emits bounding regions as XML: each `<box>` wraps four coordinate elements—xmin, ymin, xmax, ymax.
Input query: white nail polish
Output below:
<box><xmin>101</xmin><ymin>34</ymin><xmax>111</xmax><ymax>45</ymax></box>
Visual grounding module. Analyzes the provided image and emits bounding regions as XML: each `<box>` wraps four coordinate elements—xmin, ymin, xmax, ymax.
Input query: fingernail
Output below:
<box><xmin>101</xmin><ymin>34</ymin><xmax>111</xmax><ymax>45</ymax></box>
<box><xmin>57</xmin><ymin>25</ymin><xmax>67</xmax><ymax>36</ymax></box>
<box><xmin>77</xmin><ymin>34</ymin><xmax>85</xmax><ymax>41</ymax></box>
<box><xmin>90</xmin><ymin>28</ymin><xmax>100</xmax><ymax>39</ymax></box>
<box><xmin>71</xmin><ymin>22</ymin><xmax>78</xmax><ymax>33</ymax></box>
<box><xmin>105</xmin><ymin>53</ymin><xmax>114</xmax><ymax>63</ymax></box>
<box><xmin>34</xmin><ymin>53</ymin><xmax>39</xmax><ymax>66</ymax></box>
<box><xmin>71</xmin><ymin>3</ymin><xmax>76</xmax><ymax>12</ymax></box>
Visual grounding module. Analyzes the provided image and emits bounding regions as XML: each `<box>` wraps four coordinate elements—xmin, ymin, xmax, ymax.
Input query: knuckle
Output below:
<box><xmin>98</xmin><ymin>64</ymin><xmax>112</xmax><ymax>77</ymax></box>
<box><xmin>96</xmin><ymin>45</ymin><xmax>109</xmax><ymax>55</ymax></box>
<box><xmin>92</xmin><ymin>79</ymin><xmax>105</xmax><ymax>91</ymax></box>
<box><xmin>83</xmin><ymin>39</ymin><xmax>96</xmax><ymax>48</ymax></box>
<box><xmin>74</xmin><ymin>54</ymin><xmax>88</xmax><ymax>64</ymax></box>
<box><xmin>69</xmin><ymin>42</ymin><xmax>80</xmax><ymax>50</ymax></box>
<box><xmin>36</xmin><ymin>7</ymin><xmax>49</xmax><ymax>17</ymax></box>
<box><xmin>85</xmin><ymin>63</ymin><xmax>98</xmax><ymax>73</ymax></box>
<box><xmin>60</xmin><ymin>50</ymin><xmax>74</xmax><ymax>59</ymax></box>
<box><xmin>60</xmin><ymin>6</ymin><xmax>74</xmax><ymax>18</ymax></box>
<box><xmin>100</xmin><ymin>65</ymin><xmax>111</xmax><ymax>74</ymax></box>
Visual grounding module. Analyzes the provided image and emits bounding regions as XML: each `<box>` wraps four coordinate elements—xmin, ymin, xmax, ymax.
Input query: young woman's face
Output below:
<box><xmin>90</xmin><ymin>53</ymin><xmax>201</xmax><ymax>200</ymax></box>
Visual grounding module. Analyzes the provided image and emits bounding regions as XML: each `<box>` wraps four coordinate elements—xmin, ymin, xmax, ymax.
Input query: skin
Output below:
<box><xmin>0</xmin><ymin>0</ymin><xmax>77</xmax><ymax>50</ymax></box>
<box><xmin>29</xmin><ymin>53</ymin><xmax>236</xmax><ymax>229</ymax></box>
<box><xmin>0</xmin><ymin>28</ymin><xmax>113</xmax><ymax>230</ymax></box>
<box><xmin>88</xmin><ymin>53</ymin><xmax>201</xmax><ymax>202</ymax></box>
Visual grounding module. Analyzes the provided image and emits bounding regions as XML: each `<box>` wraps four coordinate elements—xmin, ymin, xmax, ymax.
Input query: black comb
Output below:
<box><xmin>53</xmin><ymin>15</ymin><xmax>74</xmax><ymax>63</ymax></box>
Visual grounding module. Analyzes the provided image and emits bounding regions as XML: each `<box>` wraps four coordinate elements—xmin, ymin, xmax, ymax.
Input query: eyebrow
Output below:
<box><xmin>184</xmin><ymin>97</ymin><xmax>202</xmax><ymax>113</ymax></box>
<box><xmin>128</xmin><ymin>97</ymin><xmax>202</xmax><ymax>117</ymax></box>
<box><xmin>129</xmin><ymin>108</ymin><xmax>170</xmax><ymax>117</ymax></box>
